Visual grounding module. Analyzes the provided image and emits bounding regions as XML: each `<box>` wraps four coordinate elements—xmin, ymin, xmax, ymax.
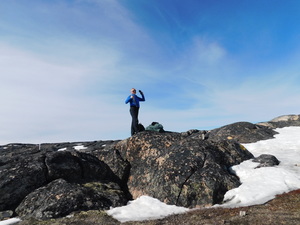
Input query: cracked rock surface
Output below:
<box><xmin>110</xmin><ymin>131</ymin><xmax>253</xmax><ymax>207</ymax></box>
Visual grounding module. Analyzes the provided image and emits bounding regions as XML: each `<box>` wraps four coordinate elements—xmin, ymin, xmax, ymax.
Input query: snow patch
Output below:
<box><xmin>0</xmin><ymin>218</ymin><xmax>21</xmax><ymax>225</ymax></box>
<box><xmin>106</xmin><ymin>196</ymin><xmax>189</xmax><ymax>223</ymax></box>
<box><xmin>74</xmin><ymin>145</ymin><xmax>87</xmax><ymax>150</ymax></box>
<box><xmin>221</xmin><ymin>126</ymin><xmax>300</xmax><ymax>207</ymax></box>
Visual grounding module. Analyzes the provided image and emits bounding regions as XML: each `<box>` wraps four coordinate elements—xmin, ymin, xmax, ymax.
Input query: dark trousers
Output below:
<box><xmin>130</xmin><ymin>106</ymin><xmax>139</xmax><ymax>136</ymax></box>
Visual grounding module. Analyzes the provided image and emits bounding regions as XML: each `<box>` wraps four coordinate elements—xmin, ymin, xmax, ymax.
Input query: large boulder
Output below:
<box><xmin>107</xmin><ymin>131</ymin><xmax>253</xmax><ymax>208</ymax></box>
<box><xmin>207</xmin><ymin>122</ymin><xmax>278</xmax><ymax>143</ymax></box>
<box><xmin>0</xmin><ymin>145</ymin><xmax>130</xmax><ymax>219</ymax></box>
<box><xmin>0</xmin><ymin>145</ymin><xmax>47</xmax><ymax>211</ymax></box>
<box><xmin>15</xmin><ymin>179</ymin><xmax>127</xmax><ymax>219</ymax></box>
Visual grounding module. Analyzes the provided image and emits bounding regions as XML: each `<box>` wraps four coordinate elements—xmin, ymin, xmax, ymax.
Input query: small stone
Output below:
<box><xmin>0</xmin><ymin>210</ymin><xmax>13</xmax><ymax>220</ymax></box>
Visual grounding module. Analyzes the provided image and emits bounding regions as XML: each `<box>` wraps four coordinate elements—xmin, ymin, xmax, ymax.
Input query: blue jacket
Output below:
<box><xmin>125</xmin><ymin>93</ymin><xmax>145</xmax><ymax>107</ymax></box>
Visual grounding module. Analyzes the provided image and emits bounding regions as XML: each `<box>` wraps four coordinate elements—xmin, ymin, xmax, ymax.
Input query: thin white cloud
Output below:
<box><xmin>0</xmin><ymin>43</ymin><xmax>129</xmax><ymax>144</ymax></box>
<box><xmin>192</xmin><ymin>38</ymin><xmax>227</xmax><ymax>65</ymax></box>
<box><xmin>0</xmin><ymin>45</ymin><xmax>83</xmax><ymax>89</ymax></box>
<box><xmin>207</xmin><ymin>69</ymin><xmax>300</xmax><ymax>123</ymax></box>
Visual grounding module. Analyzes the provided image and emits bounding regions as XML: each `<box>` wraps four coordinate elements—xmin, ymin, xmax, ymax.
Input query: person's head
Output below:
<box><xmin>131</xmin><ymin>88</ymin><xmax>136</xmax><ymax>94</ymax></box>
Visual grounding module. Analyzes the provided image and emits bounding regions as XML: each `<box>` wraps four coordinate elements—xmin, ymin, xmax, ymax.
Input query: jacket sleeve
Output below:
<box><xmin>125</xmin><ymin>95</ymin><xmax>132</xmax><ymax>104</ymax></box>
<box><xmin>138</xmin><ymin>93</ymin><xmax>145</xmax><ymax>101</ymax></box>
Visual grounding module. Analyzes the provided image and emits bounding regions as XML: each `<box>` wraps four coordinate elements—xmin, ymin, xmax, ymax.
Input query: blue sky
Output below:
<box><xmin>1</xmin><ymin>0</ymin><xmax>300</xmax><ymax>144</ymax></box>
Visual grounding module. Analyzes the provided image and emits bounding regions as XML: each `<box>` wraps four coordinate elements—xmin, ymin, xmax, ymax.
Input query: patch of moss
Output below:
<box><xmin>239</xmin><ymin>144</ymin><xmax>247</xmax><ymax>151</ymax></box>
<box><xmin>83</xmin><ymin>182</ymin><xmax>122</xmax><ymax>195</ymax></box>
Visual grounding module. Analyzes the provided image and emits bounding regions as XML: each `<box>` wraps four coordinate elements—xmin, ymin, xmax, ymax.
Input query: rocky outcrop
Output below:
<box><xmin>257</xmin><ymin>114</ymin><xmax>300</xmax><ymax>129</ymax></box>
<box><xmin>105</xmin><ymin>131</ymin><xmax>253</xmax><ymax>207</ymax></box>
<box><xmin>0</xmin><ymin>144</ymin><xmax>129</xmax><ymax>219</ymax></box>
<box><xmin>16</xmin><ymin>179</ymin><xmax>127</xmax><ymax>219</ymax></box>
<box><xmin>0</xmin><ymin>132</ymin><xmax>254</xmax><ymax>219</ymax></box>
<box><xmin>0</xmin><ymin>145</ymin><xmax>48</xmax><ymax>211</ymax></box>
<box><xmin>2</xmin><ymin>114</ymin><xmax>296</xmax><ymax>220</ymax></box>
<box><xmin>207</xmin><ymin>122</ymin><xmax>278</xmax><ymax>143</ymax></box>
<box><xmin>187</xmin><ymin>115</ymin><xmax>300</xmax><ymax>144</ymax></box>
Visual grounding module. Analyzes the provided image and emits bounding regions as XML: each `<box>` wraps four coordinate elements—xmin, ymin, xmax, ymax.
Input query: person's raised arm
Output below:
<box><xmin>139</xmin><ymin>90</ymin><xmax>145</xmax><ymax>101</ymax></box>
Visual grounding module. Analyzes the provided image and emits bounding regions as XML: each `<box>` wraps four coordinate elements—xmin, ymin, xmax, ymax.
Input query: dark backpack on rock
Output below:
<box><xmin>138</xmin><ymin>123</ymin><xmax>145</xmax><ymax>132</ymax></box>
<box><xmin>146</xmin><ymin>122</ymin><xmax>164</xmax><ymax>132</ymax></box>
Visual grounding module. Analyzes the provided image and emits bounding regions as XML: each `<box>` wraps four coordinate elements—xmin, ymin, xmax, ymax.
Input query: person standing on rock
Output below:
<box><xmin>125</xmin><ymin>88</ymin><xmax>145</xmax><ymax>136</ymax></box>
